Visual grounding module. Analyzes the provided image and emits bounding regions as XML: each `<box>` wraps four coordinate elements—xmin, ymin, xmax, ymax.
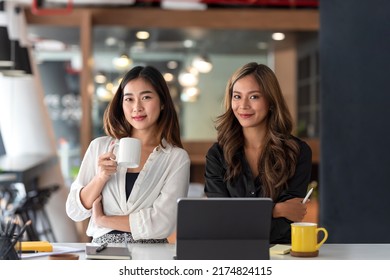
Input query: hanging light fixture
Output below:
<box><xmin>0</xmin><ymin>26</ymin><xmax>12</xmax><ymax>69</ymax></box>
<box><xmin>178</xmin><ymin>67</ymin><xmax>199</xmax><ymax>87</ymax></box>
<box><xmin>192</xmin><ymin>54</ymin><xmax>213</xmax><ymax>73</ymax></box>
<box><xmin>94</xmin><ymin>71</ymin><xmax>107</xmax><ymax>84</ymax></box>
<box><xmin>8</xmin><ymin>40</ymin><xmax>32</xmax><ymax>76</ymax></box>
<box><xmin>112</xmin><ymin>40</ymin><xmax>132</xmax><ymax>70</ymax></box>
<box><xmin>0</xmin><ymin>1</ymin><xmax>13</xmax><ymax>70</ymax></box>
<box><xmin>1</xmin><ymin>2</ymin><xmax>32</xmax><ymax>76</ymax></box>
<box><xmin>112</xmin><ymin>53</ymin><xmax>132</xmax><ymax>69</ymax></box>
<box><xmin>180</xmin><ymin>86</ymin><xmax>200</xmax><ymax>103</ymax></box>
<box><xmin>272</xmin><ymin>32</ymin><xmax>285</xmax><ymax>41</ymax></box>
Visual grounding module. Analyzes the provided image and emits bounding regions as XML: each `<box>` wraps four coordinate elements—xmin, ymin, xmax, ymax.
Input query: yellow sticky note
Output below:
<box><xmin>270</xmin><ymin>244</ymin><xmax>291</xmax><ymax>255</ymax></box>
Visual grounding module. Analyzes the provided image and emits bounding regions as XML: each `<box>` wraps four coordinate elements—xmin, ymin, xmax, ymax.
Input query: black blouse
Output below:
<box><xmin>204</xmin><ymin>136</ymin><xmax>312</xmax><ymax>244</ymax></box>
<box><xmin>109</xmin><ymin>172</ymin><xmax>139</xmax><ymax>235</ymax></box>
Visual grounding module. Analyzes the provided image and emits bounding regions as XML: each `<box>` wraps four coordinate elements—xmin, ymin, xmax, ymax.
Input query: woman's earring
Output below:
<box><xmin>161</xmin><ymin>105</ymin><xmax>164</xmax><ymax>110</ymax></box>
<box><xmin>269</xmin><ymin>106</ymin><xmax>274</xmax><ymax>111</ymax></box>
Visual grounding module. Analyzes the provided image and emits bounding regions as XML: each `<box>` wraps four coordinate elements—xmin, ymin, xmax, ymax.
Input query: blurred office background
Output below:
<box><xmin>0</xmin><ymin>0</ymin><xmax>389</xmax><ymax>243</ymax></box>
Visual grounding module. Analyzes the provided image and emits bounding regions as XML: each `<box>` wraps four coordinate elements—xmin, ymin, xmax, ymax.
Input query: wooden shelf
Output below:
<box><xmin>26</xmin><ymin>7</ymin><xmax>318</xmax><ymax>31</ymax></box>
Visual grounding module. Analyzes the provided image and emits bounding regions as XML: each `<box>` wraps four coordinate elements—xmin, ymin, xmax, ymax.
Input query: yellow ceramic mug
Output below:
<box><xmin>291</xmin><ymin>222</ymin><xmax>328</xmax><ymax>257</ymax></box>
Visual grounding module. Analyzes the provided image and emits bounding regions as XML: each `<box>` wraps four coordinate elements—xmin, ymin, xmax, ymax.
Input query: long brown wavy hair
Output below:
<box><xmin>216</xmin><ymin>62</ymin><xmax>299</xmax><ymax>200</ymax></box>
<box><xmin>103</xmin><ymin>65</ymin><xmax>183</xmax><ymax>148</ymax></box>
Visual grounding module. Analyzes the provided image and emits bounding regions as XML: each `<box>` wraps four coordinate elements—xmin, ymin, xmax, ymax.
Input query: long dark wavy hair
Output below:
<box><xmin>216</xmin><ymin>62</ymin><xmax>299</xmax><ymax>200</ymax></box>
<box><xmin>103</xmin><ymin>65</ymin><xmax>183</xmax><ymax>148</ymax></box>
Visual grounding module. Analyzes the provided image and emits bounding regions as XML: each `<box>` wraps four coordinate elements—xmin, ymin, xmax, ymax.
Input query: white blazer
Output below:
<box><xmin>66</xmin><ymin>136</ymin><xmax>190</xmax><ymax>240</ymax></box>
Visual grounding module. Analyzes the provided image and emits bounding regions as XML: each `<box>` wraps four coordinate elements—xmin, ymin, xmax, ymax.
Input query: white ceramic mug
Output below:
<box><xmin>114</xmin><ymin>137</ymin><xmax>141</xmax><ymax>168</ymax></box>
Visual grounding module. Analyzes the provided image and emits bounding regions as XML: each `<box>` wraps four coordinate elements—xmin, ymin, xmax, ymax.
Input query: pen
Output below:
<box><xmin>96</xmin><ymin>242</ymin><xmax>108</xmax><ymax>253</ymax></box>
<box><xmin>2</xmin><ymin>220</ymin><xmax>32</xmax><ymax>258</ymax></box>
<box><xmin>302</xmin><ymin>187</ymin><xmax>314</xmax><ymax>204</ymax></box>
<box><xmin>18</xmin><ymin>250</ymin><xmax>38</xmax><ymax>254</ymax></box>
<box><xmin>7</xmin><ymin>218</ymin><xmax>18</xmax><ymax>238</ymax></box>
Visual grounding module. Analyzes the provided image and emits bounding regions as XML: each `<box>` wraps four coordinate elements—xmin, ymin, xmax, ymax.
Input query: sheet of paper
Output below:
<box><xmin>21</xmin><ymin>245</ymin><xmax>84</xmax><ymax>259</ymax></box>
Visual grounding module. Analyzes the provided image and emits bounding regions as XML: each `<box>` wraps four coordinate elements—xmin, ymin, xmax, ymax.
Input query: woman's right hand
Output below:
<box><xmin>97</xmin><ymin>151</ymin><xmax>117</xmax><ymax>181</ymax></box>
<box><xmin>80</xmin><ymin>147</ymin><xmax>118</xmax><ymax>210</ymax></box>
<box><xmin>273</xmin><ymin>197</ymin><xmax>308</xmax><ymax>222</ymax></box>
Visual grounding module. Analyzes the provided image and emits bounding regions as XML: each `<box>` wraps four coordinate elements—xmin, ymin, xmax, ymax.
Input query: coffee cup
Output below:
<box><xmin>113</xmin><ymin>137</ymin><xmax>141</xmax><ymax>168</ymax></box>
<box><xmin>291</xmin><ymin>222</ymin><xmax>328</xmax><ymax>257</ymax></box>
<box><xmin>49</xmin><ymin>253</ymin><xmax>79</xmax><ymax>260</ymax></box>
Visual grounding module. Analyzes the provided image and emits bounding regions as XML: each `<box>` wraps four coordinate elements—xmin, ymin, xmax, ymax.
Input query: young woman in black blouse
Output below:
<box><xmin>204</xmin><ymin>62</ymin><xmax>312</xmax><ymax>244</ymax></box>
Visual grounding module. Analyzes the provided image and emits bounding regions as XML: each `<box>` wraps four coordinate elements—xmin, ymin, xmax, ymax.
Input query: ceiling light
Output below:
<box><xmin>180</xmin><ymin>87</ymin><xmax>199</xmax><ymax>103</ymax></box>
<box><xmin>188</xmin><ymin>66</ymin><xmax>199</xmax><ymax>76</ymax></box>
<box><xmin>105</xmin><ymin>82</ymin><xmax>114</xmax><ymax>92</ymax></box>
<box><xmin>113</xmin><ymin>53</ymin><xmax>132</xmax><ymax>69</ymax></box>
<box><xmin>105</xmin><ymin>37</ymin><xmax>117</xmax><ymax>47</ymax></box>
<box><xmin>183</xmin><ymin>40</ymin><xmax>195</xmax><ymax>48</ymax></box>
<box><xmin>96</xmin><ymin>85</ymin><xmax>114</xmax><ymax>102</ymax></box>
<box><xmin>272</xmin><ymin>32</ymin><xmax>285</xmax><ymax>41</ymax></box>
<box><xmin>163</xmin><ymin>72</ymin><xmax>174</xmax><ymax>83</ymax></box>
<box><xmin>94</xmin><ymin>71</ymin><xmax>107</xmax><ymax>84</ymax></box>
<box><xmin>192</xmin><ymin>54</ymin><xmax>213</xmax><ymax>73</ymax></box>
<box><xmin>136</xmin><ymin>31</ymin><xmax>150</xmax><ymax>40</ymax></box>
<box><xmin>167</xmin><ymin>60</ymin><xmax>178</xmax><ymax>70</ymax></box>
<box><xmin>184</xmin><ymin>86</ymin><xmax>200</xmax><ymax>97</ymax></box>
<box><xmin>178</xmin><ymin>67</ymin><xmax>198</xmax><ymax>87</ymax></box>
<box><xmin>110</xmin><ymin>77</ymin><xmax>122</xmax><ymax>94</ymax></box>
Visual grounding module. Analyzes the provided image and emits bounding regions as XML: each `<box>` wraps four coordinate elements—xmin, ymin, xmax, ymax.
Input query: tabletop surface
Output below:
<box><xmin>22</xmin><ymin>243</ymin><xmax>390</xmax><ymax>260</ymax></box>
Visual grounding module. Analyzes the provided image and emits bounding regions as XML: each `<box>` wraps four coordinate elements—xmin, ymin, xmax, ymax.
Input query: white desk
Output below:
<box><xmin>24</xmin><ymin>243</ymin><xmax>390</xmax><ymax>260</ymax></box>
<box><xmin>272</xmin><ymin>243</ymin><xmax>390</xmax><ymax>260</ymax></box>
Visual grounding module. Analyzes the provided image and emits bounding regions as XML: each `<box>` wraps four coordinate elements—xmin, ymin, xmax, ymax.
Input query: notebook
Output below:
<box><xmin>85</xmin><ymin>244</ymin><xmax>131</xmax><ymax>260</ymax></box>
<box><xmin>175</xmin><ymin>197</ymin><xmax>273</xmax><ymax>260</ymax></box>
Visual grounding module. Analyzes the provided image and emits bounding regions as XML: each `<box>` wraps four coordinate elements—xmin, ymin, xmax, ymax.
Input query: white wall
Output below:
<box><xmin>0</xmin><ymin>74</ymin><xmax>79</xmax><ymax>242</ymax></box>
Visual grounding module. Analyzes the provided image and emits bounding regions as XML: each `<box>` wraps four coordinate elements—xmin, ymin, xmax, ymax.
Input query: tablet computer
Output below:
<box><xmin>176</xmin><ymin>197</ymin><xmax>273</xmax><ymax>260</ymax></box>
